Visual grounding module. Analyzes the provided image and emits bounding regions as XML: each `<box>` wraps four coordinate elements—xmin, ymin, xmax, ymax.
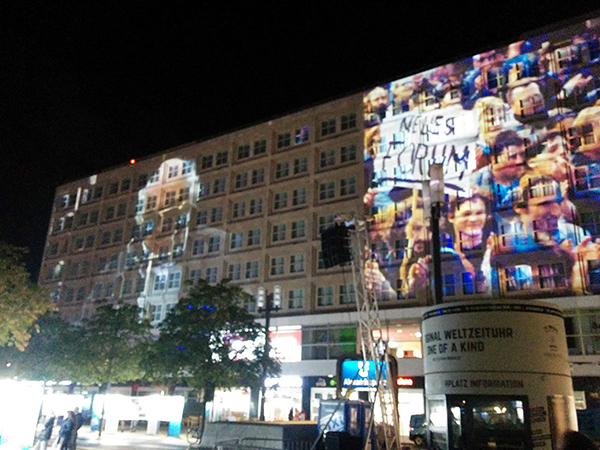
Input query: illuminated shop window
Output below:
<box><xmin>251</xmin><ymin>168</ymin><xmax>264</xmax><ymax>185</ymax></box>
<box><xmin>288</xmin><ymin>289</ymin><xmax>304</xmax><ymax>309</ymax></box>
<box><xmin>321</xmin><ymin>118</ymin><xmax>336</xmax><ymax>137</ymax></box>
<box><xmin>182</xmin><ymin>160</ymin><xmax>194</xmax><ymax>174</ymax></box>
<box><xmin>504</xmin><ymin>265</ymin><xmax>532</xmax><ymax>291</ymax></box>
<box><xmin>294</xmin><ymin>156</ymin><xmax>308</xmax><ymax>174</ymax></box>
<box><xmin>538</xmin><ymin>263</ymin><xmax>566</xmax><ymax>289</ymax></box>
<box><xmin>271</xmin><ymin>256</ymin><xmax>285</xmax><ymax>276</ymax></box>
<box><xmin>293</xmin><ymin>188</ymin><xmax>307</xmax><ymax>206</ymax></box>
<box><xmin>340</xmin><ymin>113</ymin><xmax>357</xmax><ymax>131</ymax></box>
<box><xmin>568</xmin><ymin>123</ymin><xmax>595</xmax><ymax>150</ymax></box>
<box><xmin>228</xmin><ymin>263</ymin><xmax>242</xmax><ymax>281</ymax></box>
<box><xmin>211</xmin><ymin>206</ymin><xmax>223</xmax><ymax>223</ymax></box>
<box><xmin>317</xmin><ymin>286</ymin><xmax>334</xmax><ymax>306</ymax></box>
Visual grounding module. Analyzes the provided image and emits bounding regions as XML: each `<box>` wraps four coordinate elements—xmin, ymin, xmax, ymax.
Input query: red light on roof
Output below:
<box><xmin>396</xmin><ymin>377</ymin><xmax>414</xmax><ymax>387</ymax></box>
<box><xmin>130</xmin><ymin>159</ymin><xmax>136</xmax><ymax>165</ymax></box>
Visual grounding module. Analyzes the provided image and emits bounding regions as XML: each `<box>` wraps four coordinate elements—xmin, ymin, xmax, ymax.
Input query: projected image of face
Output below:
<box><xmin>362</xmin><ymin>18</ymin><xmax>600</xmax><ymax>300</ymax></box>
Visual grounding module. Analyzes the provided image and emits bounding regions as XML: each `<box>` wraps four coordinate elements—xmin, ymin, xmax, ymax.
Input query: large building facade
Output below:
<box><xmin>39</xmin><ymin>14</ymin><xmax>600</xmax><ymax>435</ymax></box>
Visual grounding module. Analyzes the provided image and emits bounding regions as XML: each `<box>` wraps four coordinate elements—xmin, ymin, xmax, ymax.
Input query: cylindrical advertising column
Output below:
<box><xmin>422</xmin><ymin>300</ymin><xmax>576</xmax><ymax>450</ymax></box>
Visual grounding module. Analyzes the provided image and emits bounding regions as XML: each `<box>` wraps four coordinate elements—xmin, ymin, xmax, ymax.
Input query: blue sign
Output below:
<box><xmin>341</xmin><ymin>360</ymin><xmax>387</xmax><ymax>388</ymax></box>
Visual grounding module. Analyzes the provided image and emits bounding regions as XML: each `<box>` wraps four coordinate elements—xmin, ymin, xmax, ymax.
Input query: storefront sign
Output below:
<box><xmin>264</xmin><ymin>376</ymin><xmax>303</xmax><ymax>389</ymax></box>
<box><xmin>341</xmin><ymin>360</ymin><xmax>387</xmax><ymax>388</ymax></box>
<box><xmin>396</xmin><ymin>377</ymin><xmax>414</xmax><ymax>387</ymax></box>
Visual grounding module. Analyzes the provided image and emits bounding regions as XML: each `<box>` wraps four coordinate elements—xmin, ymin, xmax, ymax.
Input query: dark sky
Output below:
<box><xmin>1</xmin><ymin>2</ymin><xmax>599</xmax><ymax>278</ymax></box>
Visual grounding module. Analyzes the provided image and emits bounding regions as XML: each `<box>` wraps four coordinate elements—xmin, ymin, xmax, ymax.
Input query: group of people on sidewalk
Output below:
<box><xmin>32</xmin><ymin>408</ymin><xmax>83</xmax><ymax>450</ymax></box>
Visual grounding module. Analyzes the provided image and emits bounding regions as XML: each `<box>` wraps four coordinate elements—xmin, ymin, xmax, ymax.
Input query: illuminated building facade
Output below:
<box><xmin>39</xmin><ymin>15</ymin><xmax>600</xmax><ymax>430</ymax></box>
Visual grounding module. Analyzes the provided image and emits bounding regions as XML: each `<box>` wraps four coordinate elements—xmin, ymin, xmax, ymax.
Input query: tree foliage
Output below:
<box><xmin>142</xmin><ymin>279</ymin><xmax>280</xmax><ymax>394</ymax></box>
<box><xmin>0</xmin><ymin>243</ymin><xmax>54</xmax><ymax>350</ymax></box>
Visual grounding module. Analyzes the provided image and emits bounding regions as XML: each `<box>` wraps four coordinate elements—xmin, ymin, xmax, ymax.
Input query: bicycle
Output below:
<box><xmin>186</xmin><ymin>426</ymin><xmax>202</xmax><ymax>446</ymax></box>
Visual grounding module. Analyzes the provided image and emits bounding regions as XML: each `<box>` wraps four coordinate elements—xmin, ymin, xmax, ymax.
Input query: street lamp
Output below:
<box><xmin>257</xmin><ymin>285</ymin><xmax>281</xmax><ymax>422</ymax></box>
<box><xmin>424</xmin><ymin>163</ymin><xmax>445</xmax><ymax>305</ymax></box>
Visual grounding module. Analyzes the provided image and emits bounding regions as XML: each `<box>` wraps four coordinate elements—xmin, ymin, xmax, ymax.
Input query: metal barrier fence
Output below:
<box><xmin>214</xmin><ymin>437</ymin><xmax>314</xmax><ymax>450</ymax></box>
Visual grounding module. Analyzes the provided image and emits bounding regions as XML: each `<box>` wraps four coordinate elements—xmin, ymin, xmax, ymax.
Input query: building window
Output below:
<box><xmin>121</xmin><ymin>178</ymin><xmax>131</xmax><ymax>192</ymax></box>
<box><xmin>442</xmin><ymin>274</ymin><xmax>456</xmax><ymax>296</ymax></box>
<box><xmin>85</xmin><ymin>235</ymin><xmax>95</xmax><ymax>248</ymax></box>
<box><xmin>64</xmin><ymin>288</ymin><xmax>74</xmax><ymax>303</ymax></box>
<box><xmin>539</xmin><ymin>263</ymin><xmax>566</xmax><ymax>289</ymax></box>
<box><xmin>321</xmin><ymin>118</ymin><xmax>336</xmax><ymax>137</ymax></box>
<box><xmin>173</xmin><ymin>243</ymin><xmax>184</xmax><ymax>258</ymax></box>
<box><xmin>49</xmin><ymin>242</ymin><xmax>59</xmax><ymax>256</ymax></box>
<box><xmin>105</xmin><ymin>282</ymin><xmax>115</xmax><ymax>297</ymax></box>
<box><xmin>93</xmin><ymin>186</ymin><xmax>104</xmax><ymax>199</ymax></box>
<box><xmin>254</xmin><ymin>139</ymin><xmax>266</xmax><ymax>155</ymax></box>
<box><xmin>288</xmin><ymin>289</ymin><xmax>304</xmax><ymax>309</ymax></box>
<box><xmin>108</xmin><ymin>182</ymin><xmax>119</xmax><ymax>196</ymax></box>
<box><xmin>136</xmin><ymin>277</ymin><xmax>146</xmax><ymax>293</ymax></box>
<box><xmin>199</xmin><ymin>181</ymin><xmax>211</xmax><ymax>198</ymax></box>
<box><xmin>275</xmin><ymin>162</ymin><xmax>289</xmax><ymax>179</ymax></box>
<box><xmin>211</xmin><ymin>207</ymin><xmax>223</xmax><ymax>222</ymax></box>
<box><xmin>290</xmin><ymin>254</ymin><xmax>305</xmax><ymax>273</ymax></box>
<box><xmin>182</xmin><ymin>160</ymin><xmax>194</xmax><ymax>175</ymax></box>
<box><xmin>318</xmin><ymin>286</ymin><xmax>334</xmax><ymax>306</ymax></box>
<box><xmin>462</xmin><ymin>272</ymin><xmax>486</xmax><ymax>295</ymax></box>
<box><xmin>340</xmin><ymin>113</ymin><xmax>357</xmax><ymax>131</ymax></box>
<box><xmin>580</xmin><ymin>212</ymin><xmax>600</xmax><ymax>237</ymax></box>
<box><xmin>274</xmin><ymin>192</ymin><xmax>288</xmax><ymax>210</ymax></box>
<box><xmin>499</xmin><ymin>221</ymin><xmax>527</xmax><ymax>247</ymax></box>
<box><xmin>271</xmin><ymin>256</ymin><xmax>285</xmax><ymax>275</ymax></box>
<box><xmin>105</xmin><ymin>206</ymin><xmax>115</xmax><ymax>220</ymax></box>
<box><xmin>340</xmin><ymin>284</ymin><xmax>356</xmax><ymax>304</ymax></box>
<box><xmin>228</xmin><ymin>263</ymin><xmax>242</xmax><ymax>281</ymax></box>
<box><xmin>168</xmin><ymin>272</ymin><xmax>181</xmax><ymax>289</ymax></box>
<box><xmin>113</xmin><ymin>229</ymin><xmax>123</xmax><ymax>243</ymax></box>
<box><xmin>101</xmin><ymin>231</ymin><xmax>111</xmax><ymax>246</ymax></box>
<box><xmin>250</xmin><ymin>198</ymin><xmax>263</xmax><ymax>215</ymax></box>
<box><xmin>92</xmin><ymin>284</ymin><xmax>103</xmax><ymax>299</ymax></box>
<box><xmin>318</xmin><ymin>214</ymin><xmax>335</xmax><ymax>234</ymax></box>
<box><xmin>150</xmin><ymin>304</ymin><xmax>163</xmax><ymax>322</ymax></box>
<box><xmin>505</xmin><ymin>265</ymin><xmax>532</xmax><ymax>291</ymax></box>
<box><xmin>340</xmin><ymin>177</ymin><xmax>356</xmax><ymax>196</ymax></box>
<box><xmin>247</xmin><ymin>229</ymin><xmax>261</xmax><ymax>246</ymax></box>
<box><xmin>161</xmin><ymin>217</ymin><xmax>173</xmax><ymax>233</ymax></box>
<box><xmin>277</xmin><ymin>132</ymin><xmax>291</xmax><ymax>149</ymax></box>
<box><xmin>206</xmin><ymin>267</ymin><xmax>218</xmax><ymax>283</ymax></box>
<box><xmin>158</xmin><ymin>245</ymin><xmax>170</xmax><ymax>260</ymax></box>
<box><xmin>293</xmin><ymin>187</ymin><xmax>307</xmax><ymax>206</ymax></box>
<box><xmin>340</xmin><ymin>144</ymin><xmax>357</xmax><ymax>162</ymax></box>
<box><xmin>180</xmin><ymin>187</ymin><xmax>191</xmax><ymax>202</ymax></box>
<box><xmin>208</xmin><ymin>236</ymin><xmax>221</xmax><ymax>253</ymax></box>
<box><xmin>291</xmin><ymin>220</ymin><xmax>306</xmax><ymax>239</ymax></box>
<box><xmin>122</xmin><ymin>279</ymin><xmax>133</xmax><ymax>295</ymax></box>
<box><xmin>238</xmin><ymin>144</ymin><xmax>250</xmax><ymax>160</ymax></box>
<box><xmin>201</xmin><ymin>155</ymin><xmax>213</xmax><ymax>170</ymax></box>
<box><xmin>574</xmin><ymin>164</ymin><xmax>600</xmax><ymax>192</ymax></box>
<box><xmin>245</xmin><ymin>261</ymin><xmax>259</xmax><ymax>279</ymax></box>
<box><xmin>76</xmin><ymin>286</ymin><xmax>86</xmax><ymax>301</ymax></box>
<box><xmin>192</xmin><ymin>239</ymin><xmax>205</xmax><ymax>255</ymax></box>
<box><xmin>231</xmin><ymin>232</ymin><xmax>244</xmax><ymax>249</ymax></box>
<box><xmin>168</xmin><ymin>164</ymin><xmax>179</xmax><ymax>178</ymax></box>
<box><xmin>147</xmin><ymin>195</ymin><xmax>157</xmax><ymax>210</ymax></box>
<box><xmin>81</xmin><ymin>189</ymin><xmax>91</xmax><ymax>203</ymax></box>
<box><xmin>189</xmin><ymin>269</ymin><xmax>202</xmax><ymax>285</ymax></box>
<box><xmin>235</xmin><ymin>172</ymin><xmax>248</xmax><ymax>189</ymax></box>
<box><xmin>319</xmin><ymin>181</ymin><xmax>335</xmax><ymax>200</ymax></box>
<box><xmin>89</xmin><ymin>211</ymin><xmax>99</xmax><ymax>224</ymax></box>
<box><xmin>294</xmin><ymin>156</ymin><xmax>308</xmax><ymax>175</ymax></box>
<box><xmin>272</xmin><ymin>224</ymin><xmax>287</xmax><ymax>242</ymax></box>
<box><xmin>152</xmin><ymin>274</ymin><xmax>166</xmax><ymax>291</ymax></box>
<box><xmin>232</xmin><ymin>201</ymin><xmax>246</xmax><ymax>219</ymax></box>
<box><xmin>533</xmin><ymin>217</ymin><xmax>559</xmax><ymax>242</ymax></box>
<box><xmin>216</xmin><ymin>151</ymin><xmax>228</xmax><ymax>165</ymax></box>
<box><xmin>197</xmin><ymin>210</ymin><xmax>208</xmax><ymax>226</ymax></box>
<box><xmin>320</xmin><ymin>149</ymin><xmax>335</xmax><ymax>168</ymax></box>
<box><xmin>126</xmin><ymin>251</ymin><xmax>137</xmax><ymax>267</ymax></box>
<box><xmin>252</xmin><ymin>168</ymin><xmax>265</xmax><ymax>185</ymax></box>
<box><xmin>149</xmin><ymin>170</ymin><xmax>160</xmax><ymax>184</ymax></box>
<box><xmin>486</xmin><ymin>69</ymin><xmax>506</xmax><ymax>90</ymax></box>
<box><xmin>295</xmin><ymin>126</ymin><xmax>309</xmax><ymax>144</ymax></box>
<box><xmin>165</xmin><ymin>191</ymin><xmax>176</xmax><ymax>207</ymax></box>
<box><xmin>134</xmin><ymin>198</ymin><xmax>144</xmax><ymax>213</ymax></box>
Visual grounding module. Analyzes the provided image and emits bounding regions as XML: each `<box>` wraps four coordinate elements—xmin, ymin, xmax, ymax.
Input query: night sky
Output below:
<box><xmin>1</xmin><ymin>2</ymin><xmax>599</xmax><ymax>278</ymax></box>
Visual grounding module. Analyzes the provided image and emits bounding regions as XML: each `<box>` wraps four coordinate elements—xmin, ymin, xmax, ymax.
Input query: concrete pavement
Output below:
<box><xmin>74</xmin><ymin>426</ymin><xmax>191</xmax><ymax>450</ymax></box>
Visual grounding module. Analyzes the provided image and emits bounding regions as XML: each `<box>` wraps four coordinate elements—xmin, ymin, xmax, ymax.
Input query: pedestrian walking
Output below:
<box><xmin>58</xmin><ymin>411</ymin><xmax>76</xmax><ymax>450</ymax></box>
<box><xmin>32</xmin><ymin>414</ymin><xmax>55</xmax><ymax>450</ymax></box>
